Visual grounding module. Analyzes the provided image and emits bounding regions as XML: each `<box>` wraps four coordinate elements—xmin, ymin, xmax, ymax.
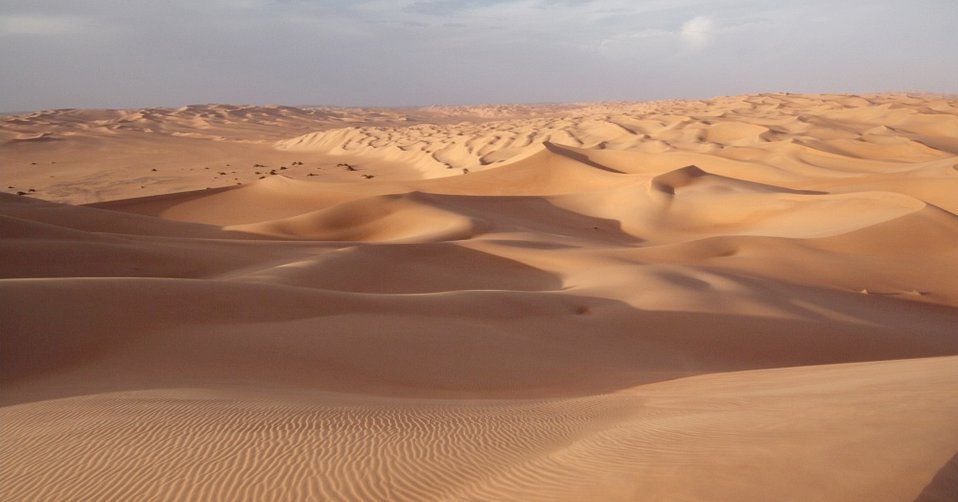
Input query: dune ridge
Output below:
<box><xmin>275</xmin><ymin>93</ymin><xmax>958</xmax><ymax>176</ymax></box>
<box><xmin>2</xmin><ymin>93</ymin><xmax>958</xmax><ymax>501</ymax></box>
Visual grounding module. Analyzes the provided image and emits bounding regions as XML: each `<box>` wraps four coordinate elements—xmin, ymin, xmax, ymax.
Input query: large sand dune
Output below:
<box><xmin>2</xmin><ymin>93</ymin><xmax>958</xmax><ymax>500</ymax></box>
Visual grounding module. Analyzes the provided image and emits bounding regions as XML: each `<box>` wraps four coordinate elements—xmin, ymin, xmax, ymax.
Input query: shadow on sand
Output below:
<box><xmin>914</xmin><ymin>452</ymin><xmax>958</xmax><ymax>502</ymax></box>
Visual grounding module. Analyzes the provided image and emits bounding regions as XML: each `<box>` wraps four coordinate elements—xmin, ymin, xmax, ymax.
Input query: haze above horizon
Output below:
<box><xmin>1</xmin><ymin>0</ymin><xmax>955</xmax><ymax>112</ymax></box>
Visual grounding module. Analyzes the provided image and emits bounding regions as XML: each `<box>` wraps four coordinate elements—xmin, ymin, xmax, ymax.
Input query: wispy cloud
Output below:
<box><xmin>680</xmin><ymin>16</ymin><xmax>714</xmax><ymax>50</ymax></box>
<box><xmin>0</xmin><ymin>14</ymin><xmax>87</xmax><ymax>35</ymax></box>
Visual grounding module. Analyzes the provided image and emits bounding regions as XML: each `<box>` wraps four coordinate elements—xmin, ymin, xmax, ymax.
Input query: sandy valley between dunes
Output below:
<box><xmin>2</xmin><ymin>93</ymin><xmax>958</xmax><ymax>501</ymax></box>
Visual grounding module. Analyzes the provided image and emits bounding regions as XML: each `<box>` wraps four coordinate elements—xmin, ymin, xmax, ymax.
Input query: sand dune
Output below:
<box><xmin>2</xmin><ymin>93</ymin><xmax>958</xmax><ymax>501</ymax></box>
<box><xmin>3</xmin><ymin>357</ymin><xmax>957</xmax><ymax>501</ymax></box>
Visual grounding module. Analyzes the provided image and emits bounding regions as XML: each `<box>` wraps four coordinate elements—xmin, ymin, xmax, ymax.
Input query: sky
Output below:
<box><xmin>1</xmin><ymin>0</ymin><xmax>956</xmax><ymax>111</ymax></box>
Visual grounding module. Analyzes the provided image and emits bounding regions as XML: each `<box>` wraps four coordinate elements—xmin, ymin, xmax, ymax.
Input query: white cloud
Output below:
<box><xmin>680</xmin><ymin>16</ymin><xmax>714</xmax><ymax>50</ymax></box>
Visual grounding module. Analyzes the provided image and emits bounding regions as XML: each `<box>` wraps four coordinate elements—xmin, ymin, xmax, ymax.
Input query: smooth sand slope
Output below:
<box><xmin>2</xmin><ymin>93</ymin><xmax>958</xmax><ymax>501</ymax></box>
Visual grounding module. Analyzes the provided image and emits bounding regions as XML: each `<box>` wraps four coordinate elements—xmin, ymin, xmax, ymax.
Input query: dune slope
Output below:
<box><xmin>2</xmin><ymin>93</ymin><xmax>958</xmax><ymax>501</ymax></box>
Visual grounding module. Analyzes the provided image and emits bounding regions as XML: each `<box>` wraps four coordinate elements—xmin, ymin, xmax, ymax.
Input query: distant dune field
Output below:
<box><xmin>2</xmin><ymin>93</ymin><xmax>958</xmax><ymax>501</ymax></box>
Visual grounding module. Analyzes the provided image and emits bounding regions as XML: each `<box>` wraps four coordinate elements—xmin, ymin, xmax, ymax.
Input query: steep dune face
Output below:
<box><xmin>2</xmin><ymin>93</ymin><xmax>958</xmax><ymax>501</ymax></box>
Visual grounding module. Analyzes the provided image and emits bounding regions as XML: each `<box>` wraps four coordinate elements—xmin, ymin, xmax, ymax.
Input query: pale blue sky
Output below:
<box><xmin>1</xmin><ymin>0</ymin><xmax>955</xmax><ymax>111</ymax></box>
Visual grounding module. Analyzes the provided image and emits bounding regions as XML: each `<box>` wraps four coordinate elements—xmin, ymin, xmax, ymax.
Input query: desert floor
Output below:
<box><xmin>2</xmin><ymin>93</ymin><xmax>957</xmax><ymax>501</ymax></box>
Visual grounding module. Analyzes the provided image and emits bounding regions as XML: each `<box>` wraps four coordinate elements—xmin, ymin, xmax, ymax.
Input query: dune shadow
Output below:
<box><xmin>4</xmin><ymin>275</ymin><xmax>958</xmax><ymax>406</ymax></box>
<box><xmin>253</xmin><ymin>242</ymin><xmax>566</xmax><ymax>293</ymax></box>
<box><xmin>0</xmin><ymin>191</ymin><xmax>253</xmax><ymax>240</ymax></box>
<box><xmin>410</xmin><ymin>191</ymin><xmax>643</xmax><ymax>245</ymax></box>
<box><xmin>543</xmin><ymin>141</ymin><xmax>627</xmax><ymax>173</ymax></box>
<box><xmin>914</xmin><ymin>452</ymin><xmax>958</xmax><ymax>502</ymax></box>
<box><xmin>85</xmin><ymin>185</ymin><xmax>238</xmax><ymax>216</ymax></box>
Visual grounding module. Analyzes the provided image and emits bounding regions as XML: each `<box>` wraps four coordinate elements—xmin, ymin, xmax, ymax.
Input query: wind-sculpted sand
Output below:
<box><xmin>2</xmin><ymin>93</ymin><xmax>958</xmax><ymax>500</ymax></box>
